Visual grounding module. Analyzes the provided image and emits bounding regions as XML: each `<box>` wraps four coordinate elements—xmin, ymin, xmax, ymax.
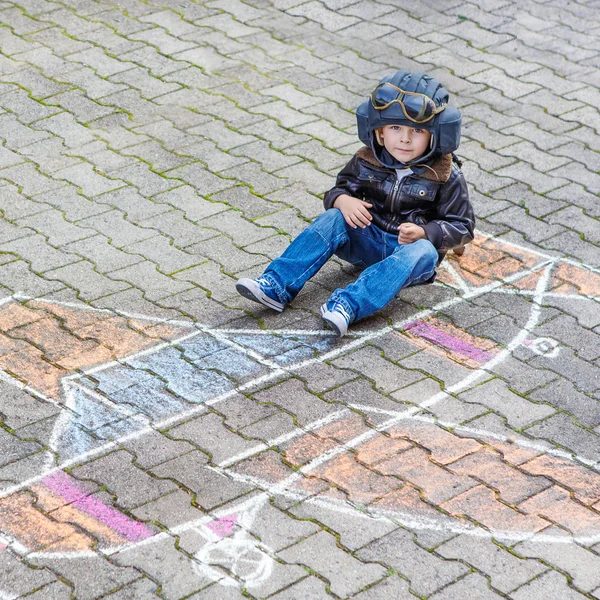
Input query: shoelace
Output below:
<box><xmin>330</xmin><ymin>302</ymin><xmax>351</xmax><ymax>323</ymax></box>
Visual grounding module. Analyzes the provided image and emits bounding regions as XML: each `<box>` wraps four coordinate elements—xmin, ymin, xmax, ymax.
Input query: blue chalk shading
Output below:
<box><xmin>178</xmin><ymin>335</ymin><xmax>231</xmax><ymax>360</ymax></box>
<box><xmin>93</xmin><ymin>417</ymin><xmax>144</xmax><ymax>441</ymax></box>
<box><xmin>126</xmin><ymin>346</ymin><xmax>235</xmax><ymax>405</ymax></box>
<box><xmin>194</xmin><ymin>347</ymin><xmax>267</xmax><ymax>380</ymax></box>
<box><xmin>54</xmin><ymin>332</ymin><xmax>338</xmax><ymax>461</ymax></box>
<box><xmin>68</xmin><ymin>385</ymin><xmax>126</xmax><ymax>430</ymax></box>
<box><xmin>230</xmin><ymin>334</ymin><xmax>337</xmax><ymax>367</ymax></box>
<box><xmin>94</xmin><ymin>365</ymin><xmax>158</xmax><ymax>395</ymax></box>
<box><xmin>54</xmin><ymin>385</ymin><xmax>145</xmax><ymax>460</ymax></box>
<box><xmin>54</xmin><ymin>422</ymin><xmax>108</xmax><ymax>461</ymax></box>
<box><xmin>230</xmin><ymin>334</ymin><xmax>302</xmax><ymax>357</ymax></box>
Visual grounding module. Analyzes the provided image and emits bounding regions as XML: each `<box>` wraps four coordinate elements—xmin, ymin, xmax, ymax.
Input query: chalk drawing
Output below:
<box><xmin>192</xmin><ymin>507</ymin><xmax>275</xmax><ymax>588</ymax></box>
<box><xmin>0</xmin><ymin>231</ymin><xmax>599</xmax><ymax>593</ymax></box>
<box><xmin>522</xmin><ymin>337</ymin><xmax>561</xmax><ymax>357</ymax></box>
<box><xmin>194</xmin><ymin>537</ymin><xmax>274</xmax><ymax>588</ymax></box>
<box><xmin>42</xmin><ymin>471</ymin><xmax>152</xmax><ymax>543</ymax></box>
<box><xmin>404</xmin><ymin>318</ymin><xmax>497</xmax><ymax>368</ymax></box>
<box><xmin>206</xmin><ymin>514</ymin><xmax>238</xmax><ymax>538</ymax></box>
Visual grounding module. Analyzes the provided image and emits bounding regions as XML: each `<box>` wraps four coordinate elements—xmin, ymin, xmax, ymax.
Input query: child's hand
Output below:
<box><xmin>398</xmin><ymin>222</ymin><xmax>426</xmax><ymax>244</ymax></box>
<box><xmin>333</xmin><ymin>194</ymin><xmax>373</xmax><ymax>229</ymax></box>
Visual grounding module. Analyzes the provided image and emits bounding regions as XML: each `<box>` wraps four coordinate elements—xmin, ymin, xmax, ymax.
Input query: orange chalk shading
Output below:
<box><xmin>0</xmin><ymin>300</ymin><xmax>189</xmax><ymax>398</ymax></box>
<box><xmin>552</xmin><ymin>263</ymin><xmax>600</xmax><ymax>298</ymax></box>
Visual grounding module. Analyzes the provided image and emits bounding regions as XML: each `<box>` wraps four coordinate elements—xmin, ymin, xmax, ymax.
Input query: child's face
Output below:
<box><xmin>379</xmin><ymin>124</ymin><xmax>431</xmax><ymax>163</ymax></box>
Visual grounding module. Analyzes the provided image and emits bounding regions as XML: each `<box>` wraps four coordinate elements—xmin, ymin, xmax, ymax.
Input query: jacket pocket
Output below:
<box><xmin>407</xmin><ymin>182</ymin><xmax>437</xmax><ymax>202</ymax></box>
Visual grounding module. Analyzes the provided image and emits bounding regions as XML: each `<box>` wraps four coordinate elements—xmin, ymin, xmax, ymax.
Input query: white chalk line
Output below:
<box><xmin>439</xmin><ymin>261</ymin><xmax>472</xmax><ymax>295</ymax></box>
<box><xmin>0</xmin><ymin>258</ymin><xmax>557</xmax><ymax>525</ymax></box>
<box><xmin>27</xmin><ymin>409</ymin><xmax>350</xmax><ymax>560</ymax></box>
<box><xmin>347</xmin><ymin>404</ymin><xmax>599</xmax><ymax>469</ymax></box>
<box><xmin>3</xmin><ymin>239</ymin><xmax>599</xmax><ymax>558</ymax></box>
<box><xmin>492</xmin><ymin>288</ymin><xmax>600</xmax><ymax>302</ymax></box>
<box><xmin>113</xmin><ymin>262</ymin><xmax>584</xmax><ymax>557</ymax></box>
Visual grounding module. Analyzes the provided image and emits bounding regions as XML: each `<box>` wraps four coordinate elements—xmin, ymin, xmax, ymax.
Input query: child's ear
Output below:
<box><xmin>375</xmin><ymin>128</ymin><xmax>384</xmax><ymax>146</ymax></box>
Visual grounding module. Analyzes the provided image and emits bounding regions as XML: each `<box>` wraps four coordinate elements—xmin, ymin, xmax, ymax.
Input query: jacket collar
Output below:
<box><xmin>356</xmin><ymin>146</ymin><xmax>453</xmax><ymax>182</ymax></box>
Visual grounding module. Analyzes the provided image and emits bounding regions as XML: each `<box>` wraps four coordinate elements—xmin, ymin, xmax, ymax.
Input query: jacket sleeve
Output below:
<box><xmin>421</xmin><ymin>168</ymin><xmax>475</xmax><ymax>252</ymax></box>
<box><xmin>323</xmin><ymin>155</ymin><xmax>362</xmax><ymax>210</ymax></box>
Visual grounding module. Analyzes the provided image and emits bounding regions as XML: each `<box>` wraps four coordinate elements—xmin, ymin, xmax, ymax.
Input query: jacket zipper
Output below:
<box><xmin>390</xmin><ymin>178</ymin><xmax>400</xmax><ymax>212</ymax></box>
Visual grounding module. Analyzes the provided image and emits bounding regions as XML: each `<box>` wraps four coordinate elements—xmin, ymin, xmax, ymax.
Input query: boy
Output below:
<box><xmin>236</xmin><ymin>70</ymin><xmax>475</xmax><ymax>337</ymax></box>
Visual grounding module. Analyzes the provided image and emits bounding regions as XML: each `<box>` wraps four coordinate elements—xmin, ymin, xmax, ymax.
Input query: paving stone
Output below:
<box><xmin>0</xmin><ymin>547</ymin><xmax>56</xmax><ymax>596</ymax></box>
<box><xmin>101</xmin><ymin>577</ymin><xmax>161</xmax><ymax>599</ymax></box>
<box><xmin>254</xmin><ymin>378</ymin><xmax>345</xmax><ymax>428</ymax></box>
<box><xmin>245</xmin><ymin>501</ymin><xmax>321</xmax><ymax>552</ymax></box>
<box><xmin>543</xmin><ymin>231</ymin><xmax>600</xmax><ymax>266</ymax></box>
<box><xmin>113</xmin><ymin>536</ymin><xmax>211</xmax><ymax>599</ymax></box>
<box><xmin>23</xmin><ymin>580</ymin><xmax>74</xmax><ymax>599</ymax></box>
<box><xmin>168</xmin><ymin>412</ymin><xmax>258</xmax><ymax>465</ymax></box>
<box><xmin>72</xmin><ymin>449</ymin><xmax>177</xmax><ymax>509</ymax></box>
<box><xmin>122</xmin><ymin>429</ymin><xmax>196</xmax><ymax>470</ymax></box>
<box><xmin>430</xmin><ymin>572</ymin><xmax>506</xmax><ymax>599</ymax></box>
<box><xmin>151</xmin><ymin>451</ymin><xmax>255</xmax><ymax>510</ymax></box>
<box><xmin>268</xmin><ymin>575</ymin><xmax>331</xmax><ymax>599</ymax></box>
<box><xmin>515</xmin><ymin>535</ymin><xmax>600</xmax><ymax>592</ymax></box>
<box><xmin>525</xmin><ymin>413</ymin><xmax>600</xmax><ymax>460</ymax></box>
<box><xmin>79</xmin><ymin>209</ymin><xmax>156</xmax><ymax>248</ymax></box>
<box><xmin>64</xmin><ymin>234</ymin><xmax>144</xmax><ymax>274</ymax></box>
<box><xmin>358</xmin><ymin>528</ymin><xmax>468</xmax><ymax>597</ymax></box>
<box><xmin>124</xmin><ymin>236</ymin><xmax>200</xmax><ymax>275</ymax></box>
<box><xmin>0</xmin><ymin>233</ymin><xmax>76</xmax><ymax>273</ymax></box>
<box><xmin>288</xmin><ymin>499</ymin><xmax>397</xmax><ymax>551</ymax></box>
<box><xmin>352</xmin><ymin>575</ymin><xmax>416</xmax><ymax>599</ymax></box>
<box><xmin>45</xmin><ymin>260</ymin><xmax>131</xmax><ymax>300</ymax></box>
<box><xmin>279</xmin><ymin>530</ymin><xmax>386</xmax><ymax>598</ymax></box>
<box><xmin>546</xmin><ymin>205</ymin><xmax>600</xmax><ymax>245</ymax></box>
<box><xmin>0</xmin><ymin>380</ymin><xmax>59</xmax><ymax>430</ymax></box>
<box><xmin>29</xmin><ymin>555</ymin><xmax>140</xmax><ymax>600</ymax></box>
<box><xmin>110</xmin><ymin>161</ymin><xmax>178</xmax><ymax>197</ymax></box>
<box><xmin>459</xmin><ymin>378</ymin><xmax>556</xmax><ymax>429</ymax></box>
<box><xmin>131</xmin><ymin>489</ymin><xmax>207</xmax><ymax>529</ymax></box>
<box><xmin>0</xmin><ymin>259</ymin><xmax>65</xmax><ymax>296</ymax></box>
<box><xmin>330</xmin><ymin>346</ymin><xmax>422</xmax><ymax>394</ymax></box>
<box><xmin>437</xmin><ymin>534</ymin><xmax>546</xmax><ymax>594</ymax></box>
<box><xmin>509</xmin><ymin>570</ymin><xmax>589</xmax><ymax>600</ymax></box>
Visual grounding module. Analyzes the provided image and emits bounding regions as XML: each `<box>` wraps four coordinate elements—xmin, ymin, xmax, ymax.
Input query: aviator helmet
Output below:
<box><xmin>357</xmin><ymin>71</ymin><xmax>462</xmax><ymax>168</ymax></box>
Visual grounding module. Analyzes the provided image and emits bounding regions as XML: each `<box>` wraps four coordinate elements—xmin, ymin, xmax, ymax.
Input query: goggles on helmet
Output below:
<box><xmin>370</xmin><ymin>82</ymin><xmax>446</xmax><ymax>123</ymax></box>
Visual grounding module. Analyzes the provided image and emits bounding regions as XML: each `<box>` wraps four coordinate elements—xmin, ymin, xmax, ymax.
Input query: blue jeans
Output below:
<box><xmin>262</xmin><ymin>209</ymin><xmax>438</xmax><ymax>323</ymax></box>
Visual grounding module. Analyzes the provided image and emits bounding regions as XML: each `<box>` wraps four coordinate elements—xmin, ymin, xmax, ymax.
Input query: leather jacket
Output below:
<box><xmin>323</xmin><ymin>147</ymin><xmax>475</xmax><ymax>260</ymax></box>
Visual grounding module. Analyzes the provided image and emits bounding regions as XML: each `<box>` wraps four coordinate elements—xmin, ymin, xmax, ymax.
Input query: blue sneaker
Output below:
<box><xmin>236</xmin><ymin>277</ymin><xmax>285</xmax><ymax>313</ymax></box>
<box><xmin>320</xmin><ymin>302</ymin><xmax>351</xmax><ymax>337</ymax></box>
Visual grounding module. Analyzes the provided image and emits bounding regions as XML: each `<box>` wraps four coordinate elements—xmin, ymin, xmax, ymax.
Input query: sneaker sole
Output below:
<box><xmin>320</xmin><ymin>305</ymin><xmax>347</xmax><ymax>337</ymax></box>
<box><xmin>236</xmin><ymin>280</ymin><xmax>284</xmax><ymax>313</ymax></box>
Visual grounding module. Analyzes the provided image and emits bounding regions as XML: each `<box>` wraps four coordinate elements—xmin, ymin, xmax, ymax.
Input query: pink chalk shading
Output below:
<box><xmin>0</xmin><ymin>543</ymin><xmax>6</xmax><ymax>552</ymax></box>
<box><xmin>406</xmin><ymin>321</ymin><xmax>495</xmax><ymax>363</ymax></box>
<box><xmin>207</xmin><ymin>514</ymin><xmax>237</xmax><ymax>538</ymax></box>
<box><xmin>43</xmin><ymin>471</ymin><xmax>152</xmax><ymax>542</ymax></box>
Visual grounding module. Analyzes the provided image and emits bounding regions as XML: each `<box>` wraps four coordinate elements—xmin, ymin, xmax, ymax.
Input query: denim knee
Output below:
<box><xmin>311</xmin><ymin>208</ymin><xmax>348</xmax><ymax>241</ymax></box>
<box><xmin>412</xmin><ymin>238</ymin><xmax>439</xmax><ymax>269</ymax></box>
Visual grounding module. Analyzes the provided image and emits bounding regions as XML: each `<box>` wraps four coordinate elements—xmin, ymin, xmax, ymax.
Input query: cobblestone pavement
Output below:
<box><xmin>0</xmin><ymin>0</ymin><xmax>600</xmax><ymax>598</ymax></box>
